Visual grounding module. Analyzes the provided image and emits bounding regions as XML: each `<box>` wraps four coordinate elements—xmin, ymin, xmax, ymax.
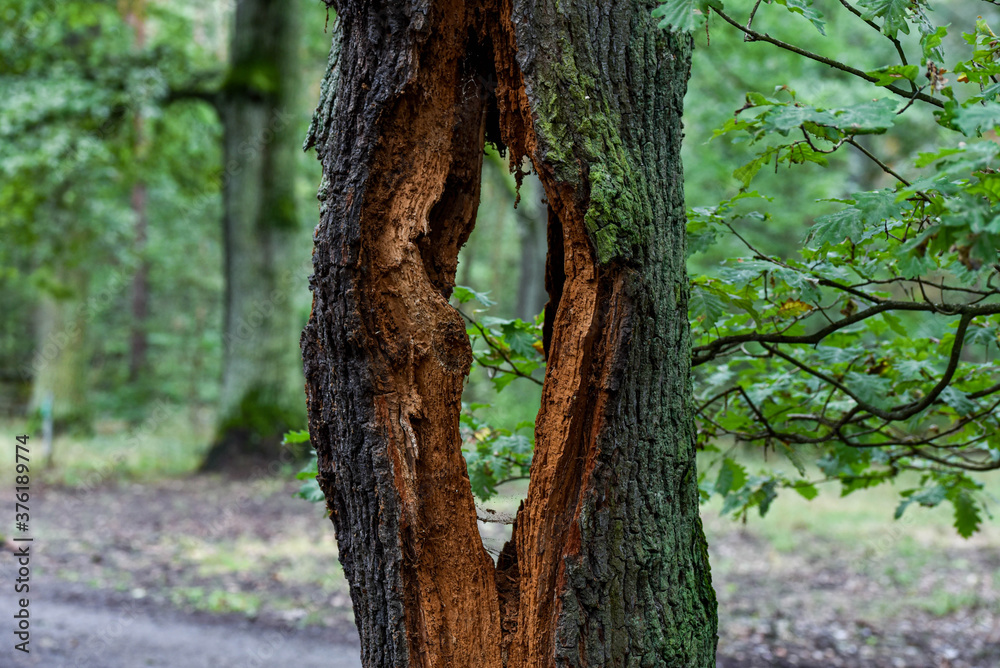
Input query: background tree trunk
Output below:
<box><xmin>483</xmin><ymin>151</ymin><xmax>547</xmax><ymax>321</ymax></box>
<box><xmin>128</xmin><ymin>182</ymin><xmax>150</xmax><ymax>383</ymax></box>
<box><xmin>124</xmin><ymin>0</ymin><xmax>150</xmax><ymax>385</ymax></box>
<box><xmin>201</xmin><ymin>0</ymin><xmax>305</xmax><ymax>470</ymax></box>
<box><xmin>513</xmin><ymin>177</ymin><xmax>546</xmax><ymax>321</ymax></box>
<box><xmin>302</xmin><ymin>1</ymin><xmax>717</xmax><ymax>665</ymax></box>
<box><xmin>29</xmin><ymin>284</ymin><xmax>88</xmax><ymax>429</ymax></box>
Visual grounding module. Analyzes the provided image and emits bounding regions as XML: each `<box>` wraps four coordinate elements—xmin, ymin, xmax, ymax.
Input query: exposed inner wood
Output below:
<box><xmin>305</xmin><ymin>2</ymin><xmax>709</xmax><ymax>667</ymax></box>
<box><xmin>359</xmin><ymin>2</ymin><xmax>625</xmax><ymax>664</ymax></box>
<box><xmin>356</xmin><ymin>4</ymin><xmax>503</xmax><ymax>666</ymax></box>
<box><xmin>487</xmin><ymin>5</ymin><xmax>625</xmax><ymax>665</ymax></box>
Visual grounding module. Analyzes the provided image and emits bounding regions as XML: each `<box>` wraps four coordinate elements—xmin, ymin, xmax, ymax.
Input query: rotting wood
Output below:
<box><xmin>302</xmin><ymin>2</ymin><xmax>718</xmax><ymax>666</ymax></box>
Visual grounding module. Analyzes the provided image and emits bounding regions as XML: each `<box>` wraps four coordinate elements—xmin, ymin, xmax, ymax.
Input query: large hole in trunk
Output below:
<box><xmin>453</xmin><ymin>152</ymin><xmax>547</xmax><ymax>560</ymax></box>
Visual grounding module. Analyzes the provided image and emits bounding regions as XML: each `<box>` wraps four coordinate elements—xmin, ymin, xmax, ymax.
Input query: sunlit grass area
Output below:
<box><xmin>699</xmin><ymin>449</ymin><xmax>1000</xmax><ymax>550</ymax></box>
<box><xmin>0</xmin><ymin>407</ymin><xmax>214</xmax><ymax>489</ymax></box>
<box><xmin>701</xmin><ymin>449</ymin><xmax>1000</xmax><ymax>631</ymax></box>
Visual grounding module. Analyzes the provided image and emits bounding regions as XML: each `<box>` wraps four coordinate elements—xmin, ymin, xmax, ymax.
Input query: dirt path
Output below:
<box><xmin>2</xmin><ymin>581</ymin><xmax>361</xmax><ymax>668</ymax></box>
<box><xmin>1</xmin><ymin>476</ymin><xmax>996</xmax><ymax>667</ymax></box>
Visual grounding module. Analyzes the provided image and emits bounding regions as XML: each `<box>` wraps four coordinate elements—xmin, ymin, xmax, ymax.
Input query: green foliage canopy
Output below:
<box><xmin>662</xmin><ymin>0</ymin><xmax>1000</xmax><ymax>537</ymax></box>
<box><xmin>294</xmin><ymin>0</ymin><xmax>999</xmax><ymax>539</ymax></box>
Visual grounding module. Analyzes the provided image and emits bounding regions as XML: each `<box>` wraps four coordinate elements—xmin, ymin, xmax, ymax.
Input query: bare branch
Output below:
<box><xmin>458</xmin><ymin>310</ymin><xmax>544</xmax><ymax>386</ymax></box>
<box><xmin>844</xmin><ymin>137</ymin><xmax>913</xmax><ymax>188</ymax></box>
<box><xmin>694</xmin><ymin>300</ymin><xmax>1000</xmax><ymax>365</ymax></box>
<box><xmin>712</xmin><ymin>8</ymin><xmax>944</xmax><ymax>108</ymax></box>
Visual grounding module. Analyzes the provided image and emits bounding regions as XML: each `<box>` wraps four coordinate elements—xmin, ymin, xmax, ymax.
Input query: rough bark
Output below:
<box><xmin>302</xmin><ymin>1</ymin><xmax>717</xmax><ymax>666</ymax></box>
<box><xmin>201</xmin><ymin>0</ymin><xmax>305</xmax><ymax>470</ymax></box>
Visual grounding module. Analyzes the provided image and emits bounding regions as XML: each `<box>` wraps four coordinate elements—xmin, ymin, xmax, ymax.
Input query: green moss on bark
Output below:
<box><xmin>514</xmin><ymin>3</ymin><xmax>713</xmax><ymax>665</ymax></box>
<box><xmin>521</xmin><ymin>7</ymin><xmax>692</xmax><ymax>265</ymax></box>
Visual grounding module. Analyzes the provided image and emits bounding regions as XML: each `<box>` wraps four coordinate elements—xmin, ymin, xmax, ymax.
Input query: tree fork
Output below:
<box><xmin>302</xmin><ymin>2</ymin><xmax>718</xmax><ymax>666</ymax></box>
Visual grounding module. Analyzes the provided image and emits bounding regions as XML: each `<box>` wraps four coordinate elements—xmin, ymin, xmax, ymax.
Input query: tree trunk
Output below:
<box><xmin>302</xmin><ymin>1</ymin><xmax>717</xmax><ymax>666</ymax></box>
<box><xmin>513</xmin><ymin>172</ymin><xmax>546</xmax><ymax>321</ymax></box>
<box><xmin>125</xmin><ymin>1</ymin><xmax>150</xmax><ymax>385</ymax></box>
<box><xmin>128</xmin><ymin>182</ymin><xmax>150</xmax><ymax>383</ymax></box>
<box><xmin>201</xmin><ymin>0</ymin><xmax>305</xmax><ymax>470</ymax></box>
<box><xmin>29</xmin><ymin>288</ymin><xmax>88</xmax><ymax>429</ymax></box>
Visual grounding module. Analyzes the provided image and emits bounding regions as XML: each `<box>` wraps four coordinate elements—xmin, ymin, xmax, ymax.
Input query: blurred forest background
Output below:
<box><xmin>0</xmin><ymin>0</ymin><xmax>991</xmax><ymax>477</ymax></box>
<box><xmin>0</xmin><ymin>0</ymin><xmax>556</xmax><ymax>476</ymax></box>
<box><xmin>0</xmin><ymin>1</ymin><xmax>999</xmax><ymax>665</ymax></box>
<box><xmin>1</xmin><ymin>0</ymin><xmax>326</xmax><ymax>474</ymax></box>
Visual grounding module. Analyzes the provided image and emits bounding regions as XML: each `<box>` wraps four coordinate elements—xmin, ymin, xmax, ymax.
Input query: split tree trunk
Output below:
<box><xmin>201</xmin><ymin>0</ymin><xmax>305</xmax><ymax>470</ymax></box>
<box><xmin>302</xmin><ymin>1</ymin><xmax>717</xmax><ymax>666</ymax></box>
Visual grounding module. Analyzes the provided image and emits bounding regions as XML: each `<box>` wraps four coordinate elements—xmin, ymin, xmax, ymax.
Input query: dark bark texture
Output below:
<box><xmin>302</xmin><ymin>1</ymin><xmax>718</xmax><ymax>666</ymax></box>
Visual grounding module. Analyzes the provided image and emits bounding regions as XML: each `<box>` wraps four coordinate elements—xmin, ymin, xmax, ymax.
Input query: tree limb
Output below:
<box><xmin>711</xmin><ymin>8</ymin><xmax>944</xmax><ymax>108</ymax></box>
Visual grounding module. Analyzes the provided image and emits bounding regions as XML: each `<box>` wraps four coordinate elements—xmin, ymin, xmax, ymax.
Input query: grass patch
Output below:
<box><xmin>915</xmin><ymin>590</ymin><xmax>987</xmax><ymax>617</ymax></box>
<box><xmin>699</xmin><ymin>449</ymin><xmax>1000</xmax><ymax>551</ymax></box>
<box><xmin>168</xmin><ymin>586</ymin><xmax>261</xmax><ymax>617</ymax></box>
<box><xmin>0</xmin><ymin>406</ymin><xmax>213</xmax><ymax>487</ymax></box>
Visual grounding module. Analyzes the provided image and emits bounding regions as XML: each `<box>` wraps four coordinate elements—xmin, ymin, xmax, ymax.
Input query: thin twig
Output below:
<box><xmin>745</xmin><ymin>0</ymin><xmax>764</xmax><ymax>40</ymax></box>
<box><xmin>836</xmin><ymin>0</ymin><xmax>911</xmax><ymax>75</ymax></box>
<box><xmin>458</xmin><ymin>310</ymin><xmax>544</xmax><ymax>386</ymax></box>
<box><xmin>844</xmin><ymin>137</ymin><xmax>913</xmax><ymax>188</ymax></box>
<box><xmin>712</xmin><ymin>8</ymin><xmax>944</xmax><ymax>108</ymax></box>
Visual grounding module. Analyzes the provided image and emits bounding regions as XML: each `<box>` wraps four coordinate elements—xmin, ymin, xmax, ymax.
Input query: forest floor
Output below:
<box><xmin>0</xmin><ymin>474</ymin><xmax>997</xmax><ymax>668</ymax></box>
